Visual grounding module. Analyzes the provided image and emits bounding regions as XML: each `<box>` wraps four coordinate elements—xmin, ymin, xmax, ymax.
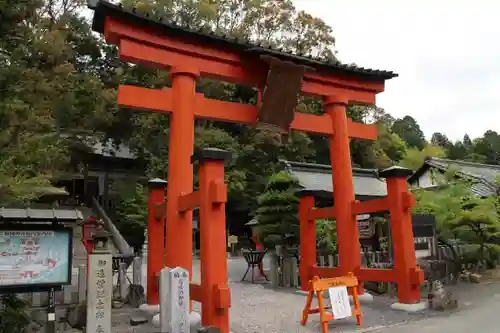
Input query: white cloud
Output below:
<box><xmin>293</xmin><ymin>0</ymin><xmax>500</xmax><ymax>142</ymax></box>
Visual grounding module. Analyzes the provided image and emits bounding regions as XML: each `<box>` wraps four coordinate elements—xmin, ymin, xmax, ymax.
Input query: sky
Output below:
<box><xmin>293</xmin><ymin>0</ymin><xmax>500</xmax><ymax>142</ymax></box>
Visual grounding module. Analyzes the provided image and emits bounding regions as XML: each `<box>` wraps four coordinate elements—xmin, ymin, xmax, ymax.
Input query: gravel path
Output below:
<box><xmin>217</xmin><ymin>282</ymin><xmax>435</xmax><ymax>333</ymax></box>
<box><xmin>114</xmin><ymin>257</ymin><xmax>500</xmax><ymax>332</ymax></box>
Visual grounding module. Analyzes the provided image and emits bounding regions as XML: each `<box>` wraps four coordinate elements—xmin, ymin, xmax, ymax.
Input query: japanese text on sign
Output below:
<box><xmin>86</xmin><ymin>253</ymin><xmax>112</xmax><ymax>333</ymax></box>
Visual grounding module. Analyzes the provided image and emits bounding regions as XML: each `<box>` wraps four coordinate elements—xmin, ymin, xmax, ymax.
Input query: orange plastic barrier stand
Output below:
<box><xmin>301</xmin><ymin>273</ymin><xmax>363</xmax><ymax>333</ymax></box>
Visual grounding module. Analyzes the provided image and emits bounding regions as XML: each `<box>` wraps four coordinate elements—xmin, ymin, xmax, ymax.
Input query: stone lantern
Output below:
<box><xmin>245</xmin><ymin>219</ymin><xmax>263</xmax><ymax>251</ymax></box>
<box><xmin>90</xmin><ymin>229</ymin><xmax>113</xmax><ymax>253</ymax></box>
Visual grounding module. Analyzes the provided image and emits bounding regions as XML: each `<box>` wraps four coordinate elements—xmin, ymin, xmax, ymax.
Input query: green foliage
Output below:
<box><xmin>392</xmin><ymin>115</ymin><xmax>426</xmax><ymax>150</ymax></box>
<box><xmin>255</xmin><ymin>172</ymin><xmax>300</xmax><ymax>248</ymax></box>
<box><xmin>112</xmin><ymin>182</ymin><xmax>148</xmax><ymax>253</ymax></box>
<box><xmin>431</xmin><ymin>132</ymin><xmax>452</xmax><ymax>149</ymax></box>
<box><xmin>0</xmin><ymin>0</ymin><xmax>117</xmax><ymax>203</ymax></box>
<box><xmin>400</xmin><ymin>144</ymin><xmax>446</xmax><ymax>170</ymax></box>
<box><xmin>0</xmin><ymin>294</ymin><xmax>31</xmax><ymax>333</ymax></box>
<box><xmin>316</xmin><ymin>219</ymin><xmax>337</xmax><ymax>254</ymax></box>
<box><xmin>4</xmin><ymin>0</ymin><xmax>500</xmax><ymax>257</ymax></box>
<box><xmin>412</xmin><ymin>171</ymin><xmax>500</xmax><ymax>261</ymax></box>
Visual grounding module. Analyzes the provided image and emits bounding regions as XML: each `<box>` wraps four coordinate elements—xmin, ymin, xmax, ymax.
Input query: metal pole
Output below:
<box><xmin>46</xmin><ymin>287</ymin><xmax>56</xmax><ymax>333</ymax></box>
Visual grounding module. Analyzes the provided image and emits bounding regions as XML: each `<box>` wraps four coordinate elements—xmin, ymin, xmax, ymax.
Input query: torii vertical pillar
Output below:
<box><xmin>165</xmin><ymin>67</ymin><xmax>199</xmax><ymax>279</ymax></box>
<box><xmin>325</xmin><ymin>95</ymin><xmax>362</xmax><ymax>291</ymax></box>
<box><xmin>380</xmin><ymin>166</ymin><xmax>423</xmax><ymax>304</ymax></box>
<box><xmin>147</xmin><ymin>178</ymin><xmax>167</xmax><ymax>305</ymax></box>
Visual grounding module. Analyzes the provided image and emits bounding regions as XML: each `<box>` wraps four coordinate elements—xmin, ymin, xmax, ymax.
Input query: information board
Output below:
<box><xmin>0</xmin><ymin>226</ymin><xmax>72</xmax><ymax>291</ymax></box>
<box><xmin>328</xmin><ymin>286</ymin><xmax>352</xmax><ymax>319</ymax></box>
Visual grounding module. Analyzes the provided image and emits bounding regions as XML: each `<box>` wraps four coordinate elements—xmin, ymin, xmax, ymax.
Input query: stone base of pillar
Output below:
<box><xmin>138</xmin><ymin>305</ymin><xmax>203</xmax><ymax>333</ymax></box>
<box><xmin>351</xmin><ymin>293</ymin><xmax>374</xmax><ymax>303</ymax></box>
<box><xmin>138</xmin><ymin>303</ymin><xmax>159</xmax><ymax>318</ymax></box>
<box><xmin>390</xmin><ymin>301</ymin><xmax>428</xmax><ymax>312</ymax></box>
<box><xmin>151</xmin><ymin>311</ymin><xmax>201</xmax><ymax>333</ymax></box>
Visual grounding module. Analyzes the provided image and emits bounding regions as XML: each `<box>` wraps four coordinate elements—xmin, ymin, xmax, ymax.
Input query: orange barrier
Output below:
<box><xmin>301</xmin><ymin>273</ymin><xmax>362</xmax><ymax>333</ymax></box>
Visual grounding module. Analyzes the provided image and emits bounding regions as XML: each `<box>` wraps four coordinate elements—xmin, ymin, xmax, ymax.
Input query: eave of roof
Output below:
<box><xmin>284</xmin><ymin>160</ymin><xmax>380</xmax><ymax>177</ymax></box>
<box><xmin>282</xmin><ymin>160</ymin><xmax>387</xmax><ymax>198</ymax></box>
<box><xmin>409</xmin><ymin>157</ymin><xmax>500</xmax><ymax>185</ymax></box>
<box><xmin>0</xmin><ymin>207</ymin><xmax>84</xmax><ymax>223</ymax></box>
<box><xmin>409</xmin><ymin>157</ymin><xmax>500</xmax><ymax>198</ymax></box>
<box><xmin>91</xmin><ymin>1</ymin><xmax>398</xmax><ymax>81</ymax></box>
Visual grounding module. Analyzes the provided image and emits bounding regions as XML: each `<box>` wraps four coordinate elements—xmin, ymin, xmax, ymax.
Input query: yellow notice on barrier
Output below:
<box><xmin>300</xmin><ymin>273</ymin><xmax>363</xmax><ymax>333</ymax></box>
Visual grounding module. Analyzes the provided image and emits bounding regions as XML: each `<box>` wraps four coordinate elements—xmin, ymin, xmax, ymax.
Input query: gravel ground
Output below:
<box><xmin>111</xmin><ymin>281</ymin><xmax>438</xmax><ymax>333</ymax></box>
<box><xmin>216</xmin><ymin>282</ymin><xmax>436</xmax><ymax>333</ymax></box>
<box><xmin>111</xmin><ymin>258</ymin><xmax>500</xmax><ymax>333</ymax></box>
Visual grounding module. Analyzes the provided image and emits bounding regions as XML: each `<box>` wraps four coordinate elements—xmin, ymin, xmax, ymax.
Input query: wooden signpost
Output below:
<box><xmin>301</xmin><ymin>273</ymin><xmax>362</xmax><ymax>333</ymax></box>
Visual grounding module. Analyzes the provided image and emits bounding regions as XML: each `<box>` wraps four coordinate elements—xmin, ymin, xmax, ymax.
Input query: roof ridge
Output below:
<box><xmin>428</xmin><ymin>156</ymin><xmax>500</xmax><ymax>171</ymax></box>
<box><xmin>282</xmin><ymin>160</ymin><xmax>379</xmax><ymax>175</ymax></box>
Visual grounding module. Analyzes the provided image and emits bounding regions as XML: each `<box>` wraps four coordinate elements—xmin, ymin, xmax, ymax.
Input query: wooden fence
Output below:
<box><xmin>270</xmin><ymin>245</ymin><xmax>499</xmax><ymax>289</ymax></box>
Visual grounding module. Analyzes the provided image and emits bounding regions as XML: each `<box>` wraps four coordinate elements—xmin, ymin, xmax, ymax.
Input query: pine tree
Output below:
<box><xmin>255</xmin><ymin>171</ymin><xmax>301</xmax><ymax>249</ymax></box>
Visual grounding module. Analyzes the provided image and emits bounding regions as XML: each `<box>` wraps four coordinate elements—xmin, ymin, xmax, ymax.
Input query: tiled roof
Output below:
<box><xmin>0</xmin><ymin>208</ymin><xmax>84</xmax><ymax>222</ymax></box>
<box><xmin>283</xmin><ymin>161</ymin><xmax>387</xmax><ymax>198</ymax></box>
<box><xmin>90</xmin><ymin>1</ymin><xmax>398</xmax><ymax>80</ymax></box>
<box><xmin>409</xmin><ymin>157</ymin><xmax>500</xmax><ymax>197</ymax></box>
<box><xmin>61</xmin><ymin>133</ymin><xmax>137</xmax><ymax>159</ymax></box>
<box><xmin>425</xmin><ymin>157</ymin><xmax>500</xmax><ymax>183</ymax></box>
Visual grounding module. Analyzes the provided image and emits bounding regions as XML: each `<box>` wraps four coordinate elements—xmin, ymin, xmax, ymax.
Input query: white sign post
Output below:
<box><xmin>328</xmin><ymin>286</ymin><xmax>352</xmax><ymax>319</ymax></box>
<box><xmin>86</xmin><ymin>253</ymin><xmax>113</xmax><ymax>333</ymax></box>
<box><xmin>169</xmin><ymin>267</ymin><xmax>190</xmax><ymax>333</ymax></box>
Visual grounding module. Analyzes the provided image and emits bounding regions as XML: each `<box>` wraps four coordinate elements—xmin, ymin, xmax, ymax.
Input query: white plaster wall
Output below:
<box><xmin>417</xmin><ymin>170</ymin><xmax>436</xmax><ymax>188</ymax></box>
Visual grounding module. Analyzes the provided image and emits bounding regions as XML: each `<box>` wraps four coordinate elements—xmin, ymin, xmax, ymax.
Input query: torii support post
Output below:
<box><xmin>180</xmin><ymin>148</ymin><xmax>231</xmax><ymax>332</ymax></box>
<box><xmin>299</xmin><ymin>195</ymin><xmax>316</xmax><ymax>291</ymax></box>
<box><xmin>379</xmin><ymin>166</ymin><xmax>423</xmax><ymax>304</ymax></box>
<box><xmin>300</xmin><ymin>166</ymin><xmax>424</xmax><ymax>304</ymax></box>
<box><xmin>147</xmin><ymin>178</ymin><xmax>167</xmax><ymax>305</ymax></box>
<box><xmin>195</xmin><ymin>148</ymin><xmax>232</xmax><ymax>333</ymax></box>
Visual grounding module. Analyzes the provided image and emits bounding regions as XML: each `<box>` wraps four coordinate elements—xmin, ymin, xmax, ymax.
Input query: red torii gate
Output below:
<box><xmin>90</xmin><ymin>0</ymin><xmax>424</xmax><ymax>330</ymax></box>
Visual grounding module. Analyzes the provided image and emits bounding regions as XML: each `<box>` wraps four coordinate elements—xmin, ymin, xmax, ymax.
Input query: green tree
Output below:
<box><xmin>392</xmin><ymin>115</ymin><xmax>426</xmax><ymax>150</ymax></box>
<box><xmin>0</xmin><ymin>294</ymin><xmax>31</xmax><ymax>333</ymax></box>
<box><xmin>0</xmin><ymin>0</ymin><xmax>119</xmax><ymax>203</ymax></box>
<box><xmin>472</xmin><ymin>130</ymin><xmax>500</xmax><ymax>165</ymax></box>
<box><xmin>431</xmin><ymin>132</ymin><xmax>452</xmax><ymax>149</ymax></box>
<box><xmin>348</xmin><ymin>106</ymin><xmax>407</xmax><ymax>169</ymax></box>
<box><xmin>463</xmin><ymin>134</ymin><xmax>473</xmax><ymax>148</ymax></box>
<box><xmin>112</xmin><ymin>182</ymin><xmax>148</xmax><ymax>253</ymax></box>
<box><xmin>412</xmin><ymin>172</ymin><xmax>500</xmax><ymax>262</ymax></box>
<box><xmin>316</xmin><ymin>219</ymin><xmax>337</xmax><ymax>254</ymax></box>
<box><xmin>400</xmin><ymin>144</ymin><xmax>446</xmax><ymax>170</ymax></box>
<box><xmin>447</xmin><ymin>141</ymin><xmax>468</xmax><ymax>160</ymax></box>
<box><xmin>255</xmin><ymin>171</ymin><xmax>300</xmax><ymax>248</ymax></box>
<box><xmin>0</xmin><ymin>0</ymin><xmax>67</xmax><ymax>203</ymax></box>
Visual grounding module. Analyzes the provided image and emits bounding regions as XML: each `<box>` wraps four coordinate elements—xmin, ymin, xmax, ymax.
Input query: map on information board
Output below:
<box><xmin>0</xmin><ymin>230</ymin><xmax>71</xmax><ymax>288</ymax></box>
